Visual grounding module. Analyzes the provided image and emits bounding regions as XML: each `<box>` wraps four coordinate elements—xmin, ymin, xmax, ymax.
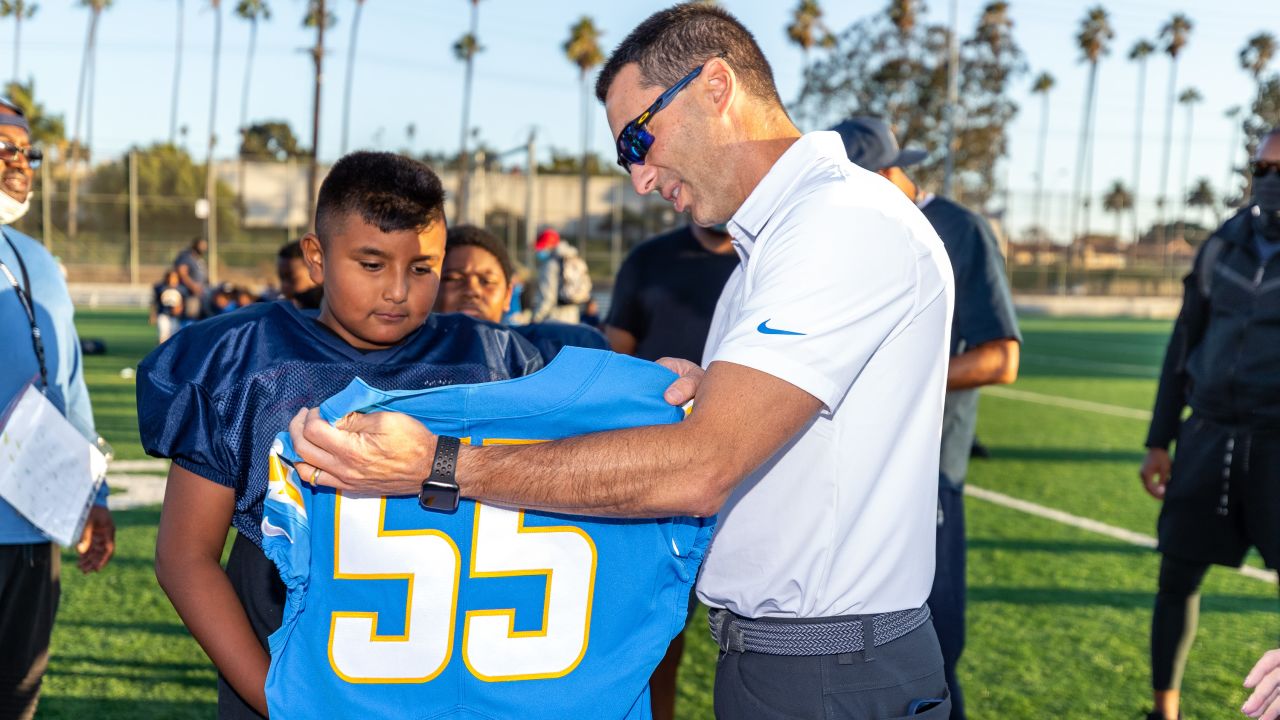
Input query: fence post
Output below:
<box><xmin>524</xmin><ymin>129</ymin><xmax>537</xmax><ymax>272</ymax></box>
<box><xmin>40</xmin><ymin>160</ymin><xmax>52</xmax><ymax>256</ymax></box>
<box><xmin>129</xmin><ymin>150</ymin><xmax>139</xmax><ymax>285</ymax></box>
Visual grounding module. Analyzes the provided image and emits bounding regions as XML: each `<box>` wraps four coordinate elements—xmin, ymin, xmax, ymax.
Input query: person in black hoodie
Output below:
<box><xmin>1140</xmin><ymin>128</ymin><xmax>1280</xmax><ymax>720</ymax></box>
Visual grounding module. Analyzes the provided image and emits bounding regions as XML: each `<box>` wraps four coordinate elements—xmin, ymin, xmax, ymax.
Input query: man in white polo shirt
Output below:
<box><xmin>290</xmin><ymin>3</ymin><xmax>955</xmax><ymax>716</ymax></box>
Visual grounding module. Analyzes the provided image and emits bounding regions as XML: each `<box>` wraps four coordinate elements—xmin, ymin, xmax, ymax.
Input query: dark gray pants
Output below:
<box><xmin>713</xmin><ymin>617</ymin><xmax>951</xmax><ymax>719</ymax></box>
<box><xmin>0</xmin><ymin>543</ymin><xmax>60</xmax><ymax>720</ymax></box>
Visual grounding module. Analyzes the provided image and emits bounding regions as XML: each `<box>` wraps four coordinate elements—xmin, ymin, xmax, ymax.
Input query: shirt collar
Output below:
<box><xmin>727</xmin><ymin>131</ymin><xmax>847</xmax><ymax>260</ymax></box>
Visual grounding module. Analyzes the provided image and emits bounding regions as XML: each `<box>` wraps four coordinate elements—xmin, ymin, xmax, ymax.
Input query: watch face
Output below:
<box><xmin>419</xmin><ymin>483</ymin><xmax>460</xmax><ymax>513</ymax></box>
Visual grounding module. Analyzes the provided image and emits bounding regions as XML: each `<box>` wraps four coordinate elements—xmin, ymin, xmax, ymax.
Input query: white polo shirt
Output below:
<box><xmin>695</xmin><ymin>131</ymin><xmax>954</xmax><ymax>619</ymax></box>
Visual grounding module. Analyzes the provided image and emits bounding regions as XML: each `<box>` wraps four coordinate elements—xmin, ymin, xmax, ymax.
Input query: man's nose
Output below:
<box><xmin>629</xmin><ymin>163</ymin><xmax>658</xmax><ymax>195</ymax></box>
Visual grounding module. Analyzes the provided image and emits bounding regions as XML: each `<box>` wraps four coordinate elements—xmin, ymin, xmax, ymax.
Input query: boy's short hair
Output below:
<box><xmin>594</xmin><ymin>3</ymin><xmax>782</xmax><ymax>108</ymax></box>
<box><xmin>278</xmin><ymin>239</ymin><xmax>304</xmax><ymax>261</ymax></box>
<box><xmin>315</xmin><ymin>152</ymin><xmax>446</xmax><ymax>240</ymax></box>
<box><xmin>446</xmin><ymin>225</ymin><xmax>514</xmax><ymax>284</ymax></box>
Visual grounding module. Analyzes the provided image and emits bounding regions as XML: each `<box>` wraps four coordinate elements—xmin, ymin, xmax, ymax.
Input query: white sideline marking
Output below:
<box><xmin>106</xmin><ymin>473</ymin><xmax>167</xmax><ymax>510</ymax></box>
<box><xmin>966</xmin><ymin>484</ymin><xmax>1279</xmax><ymax>585</ymax></box>
<box><xmin>983</xmin><ymin>386</ymin><xmax>1152</xmax><ymax>421</ymax></box>
<box><xmin>110</xmin><ymin>459</ymin><xmax>168</xmax><ymax>473</ymax></box>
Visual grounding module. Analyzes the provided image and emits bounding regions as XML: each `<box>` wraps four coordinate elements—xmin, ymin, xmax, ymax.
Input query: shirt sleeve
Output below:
<box><xmin>59</xmin><ymin>306</ymin><xmax>110</xmax><ymax>506</ymax></box>
<box><xmin>952</xmin><ymin>214</ymin><xmax>1021</xmax><ymax>351</ymax></box>
<box><xmin>709</xmin><ymin>204</ymin><xmax>927</xmax><ymax>410</ymax></box>
<box><xmin>1146</xmin><ymin>266</ymin><xmax>1208</xmax><ymax>449</ymax></box>
<box><xmin>605</xmin><ymin>249</ymin><xmax>644</xmax><ymax>336</ymax></box>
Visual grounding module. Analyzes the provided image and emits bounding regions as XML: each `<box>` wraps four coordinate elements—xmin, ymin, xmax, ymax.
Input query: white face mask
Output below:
<box><xmin>0</xmin><ymin>190</ymin><xmax>31</xmax><ymax>225</ymax></box>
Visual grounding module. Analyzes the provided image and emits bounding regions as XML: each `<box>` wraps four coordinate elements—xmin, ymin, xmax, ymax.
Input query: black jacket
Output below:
<box><xmin>1147</xmin><ymin>209</ymin><xmax>1280</xmax><ymax>447</ymax></box>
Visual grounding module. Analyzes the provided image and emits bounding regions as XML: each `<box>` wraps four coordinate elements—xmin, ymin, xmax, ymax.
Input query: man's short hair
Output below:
<box><xmin>315</xmin><ymin>151</ymin><xmax>445</xmax><ymax>240</ymax></box>
<box><xmin>594</xmin><ymin>2</ymin><xmax>782</xmax><ymax>108</ymax></box>
<box><xmin>278</xmin><ymin>239</ymin><xmax>304</xmax><ymax>261</ymax></box>
<box><xmin>446</xmin><ymin>225</ymin><xmax>514</xmax><ymax>284</ymax></box>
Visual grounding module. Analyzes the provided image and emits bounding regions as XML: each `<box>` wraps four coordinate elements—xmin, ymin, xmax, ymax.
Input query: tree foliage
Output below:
<box><xmin>2</xmin><ymin>79</ymin><xmax>64</xmax><ymax>155</ymax></box>
<box><xmin>87</xmin><ymin>143</ymin><xmax>237</xmax><ymax>237</ymax></box>
<box><xmin>797</xmin><ymin>0</ymin><xmax>1026</xmax><ymax>205</ymax></box>
<box><xmin>239</xmin><ymin>120</ymin><xmax>306</xmax><ymax>161</ymax></box>
<box><xmin>563</xmin><ymin>16</ymin><xmax>604</xmax><ymax>77</ymax></box>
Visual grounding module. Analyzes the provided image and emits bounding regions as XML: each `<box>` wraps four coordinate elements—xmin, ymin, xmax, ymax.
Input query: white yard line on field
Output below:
<box><xmin>983</xmin><ymin>386</ymin><xmax>1152</xmax><ymax>421</ymax></box>
<box><xmin>966</xmin><ymin>484</ymin><xmax>1278</xmax><ymax>584</ymax></box>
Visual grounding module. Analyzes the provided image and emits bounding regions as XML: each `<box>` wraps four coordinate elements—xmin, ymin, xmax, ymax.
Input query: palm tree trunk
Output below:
<box><xmin>1033</xmin><ymin>91</ymin><xmax>1050</xmax><ymax>237</ymax></box>
<box><xmin>1157</xmin><ymin>59</ymin><xmax>1179</xmax><ymax>270</ymax></box>
<box><xmin>1065</xmin><ymin>60</ymin><xmax>1098</xmax><ymax>293</ymax></box>
<box><xmin>12</xmin><ymin>11</ymin><xmax>20</xmax><ymax>82</ymax></box>
<box><xmin>1176</xmin><ymin>103</ymin><xmax>1195</xmax><ymax>245</ymax></box>
<box><xmin>1130</xmin><ymin>57</ymin><xmax>1148</xmax><ymax>246</ymax></box>
<box><xmin>206</xmin><ymin>4</ymin><xmax>223</xmax><ymax>285</ymax></box>
<box><xmin>1224</xmin><ymin>116</ymin><xmax>1242</xmax><ymax>207</ymax></box>
<box><xmin>1080</xmin><ymin>64</ymin><xmax>1100</xmax><ymax>245</ymax></box>
<box><xmin>67</xmin><ymin>10</ymin><xmax>100</xmax><ymax>240</ymax></box>
<box><xmin>578</xmin><ymin>70</ymin><xmax>589</xmax><ymax>255</ymax></box>
<box><xmin>170</xmin><ymin>0</ymin><xmax>184</xmax><ymax>144</ymax></box>
<box><xmin>457</xmin><ymin>0</ymin><xmax>479</xmax><ymax>224</ymax></box>
<box><xmin>237</xmin><ymin>17</ymin><xmax>258</xmax><ymax>219</ymax></box>
<box><xmin>340</xmin><ymin>0</ymin><xmax>365</xmax><ymax>155</ymax></box>
<box><xmin>306</xmin><ymin>0</ymin><xmax>325</xmax><ymax>230</ymax></box>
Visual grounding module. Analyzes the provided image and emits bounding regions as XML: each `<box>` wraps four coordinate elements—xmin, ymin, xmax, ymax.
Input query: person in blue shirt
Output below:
<box><xmin>0</xmin><ymin>96</ymin><xmax>115</xmax><ymax>720</ymax></box>
<box><xmin>435</xmin><ymin>224</ymin><xmax>609</xmax><ymax>360</ymax></box>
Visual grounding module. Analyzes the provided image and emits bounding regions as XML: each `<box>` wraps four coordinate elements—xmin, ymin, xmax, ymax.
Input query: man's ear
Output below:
<box><xmin>703</xmin><ymin>56</ymin><xmax>737</xmax><ymax>118</ymax></box>
<box><xmin>301</xmin><ymin>233</ymin><xmax>325</xmax><ymax>285</ymax></box>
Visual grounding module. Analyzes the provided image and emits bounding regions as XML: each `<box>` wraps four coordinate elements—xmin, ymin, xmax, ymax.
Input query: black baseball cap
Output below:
<box><xmin>829</xmin><ymin>116</ymin><xmax>927</xmax><ymax>171</ymax></box>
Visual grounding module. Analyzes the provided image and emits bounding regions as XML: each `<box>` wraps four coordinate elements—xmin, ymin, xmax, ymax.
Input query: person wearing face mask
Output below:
<box><xmin>1139</xmin><ymin>128</ymin><xmax>1280</xmax><ymax>720</ymax></box>
<box><xmin>0</xmin><ymin>96</ymin><xmax>116</xmax><ymax>719</ymax></box>
<box><xmin>530</xmin><ymin>228</ymin><xmax>590</xmax><ymax>325</ymax></box>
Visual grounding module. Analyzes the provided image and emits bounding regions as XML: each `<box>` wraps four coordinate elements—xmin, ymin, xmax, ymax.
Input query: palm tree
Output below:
<box><xmin>1175</xmin><ymin>87</ymin><xmax>1202</xmax><ymax>242</ymax></box>
<box><xmin>454</xmin><ymin>0</ymin><xmax>482</xmax><ymax>224</ymax></box>
<box><xmin>0</xmin><ymin>0</ymin><xmax>37</xmax><ymax>83</ymax></box>
<box><xmin>339</xmin><ymin>0</ymin><xmax>366</xmax><ymax>155</ymax></box>
<box><xmin>564</xmin><ymin>16</ymin><xmax>603</xmax><ymax>254</ymax></box>
<box><xmin>1223</xmin><ymin>105</ymin><xmax>1243</xmax><ymax>207</ymax></box>
<box><xmin>1067</xmin><ymin>6</ymin><xmax>1113</xmax><ymax>250</ymax></box>
<box><xmin>1102</xmin><ymin>180</ymin><xmax>1134</xmax><ymax>241</ymax></box>
<box><xmin>1240</xmin><ymin>32</ymin><xmax>1277</xmax><ymax>104</ymax></box>
<box><xmin>1030</xmin><ymin>71</ymin><xmax>1054</xmax><ymax>238</ymax></box>
<box><xmin>234</xmin><ymin>0</ymin><xmax>269</xmax><ymax>216</ymax></box>
<box><xmin>169</xmin><ymin>0</ymin><xmax>184</xmax><ymax>145</ymax></box>
<box><xmin>303</xmin><ymin>0</ymin><xmax>332</xmax><ymax>228</ymax></box>
<box><xmin>67</xmin><ymin>0</ymin><xmax>111</xmax><ymax>239</ymax></box>
<box><xmin>1127</xmin><ymin>39</ymin><xmax>1154</xmax><ymax>245</ymax></box>
<box><xmin>1186</xmin><ymin>177</ymin><xmax>1216</xmax><ymax>226</ymax></box>
<box><xmin>205</xmin><ymin>0</ymin><xmax>225</xmax><ymax>283</ymax></box>
<box><xmin>1155</xmin><ymin>13</ymin><xmax>1192</xmax><ymax>264</ymax></box>
<box><xmin>786</xmin><ymin>0</ymin><xmax>836</xmax><ymax>64</ymax></box>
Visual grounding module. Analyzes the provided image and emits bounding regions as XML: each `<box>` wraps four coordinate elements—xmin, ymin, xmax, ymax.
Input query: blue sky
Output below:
<box><xmin>7</xmin><ymin>0</ymin><xmax>1277</xmax><ymax>228</ymax></box>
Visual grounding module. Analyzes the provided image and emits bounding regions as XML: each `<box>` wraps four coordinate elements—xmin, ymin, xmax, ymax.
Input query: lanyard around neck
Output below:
<box><xmin>0</xmin><ymin>228</ymin><xmax>49</xmax><ymax>394</ymax></box>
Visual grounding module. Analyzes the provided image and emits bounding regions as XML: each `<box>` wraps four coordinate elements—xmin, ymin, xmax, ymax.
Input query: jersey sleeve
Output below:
<box><xmin>709</xmin><ymin>200</ymin><xmax>926</xmax><ymax>410</ymax></box>
<box><xmin>261</xmin><ymin>434</ymin><xmax>312</xmax><ymax>600</ymax></box>
<box><xmin>951</xmin><ymin>213</ymin><xmax>1021</xmax><ymax>350</ymax></box>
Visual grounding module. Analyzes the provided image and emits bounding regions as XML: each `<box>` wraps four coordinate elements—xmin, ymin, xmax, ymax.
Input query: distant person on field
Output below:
<box><xmin>836</xmin><ymin>116</ymin><xmax>1021</xmax><ymax>720</ymax></box>
<box><xmin>530</xmin><ymin>228</ymin><xmax>589</xmax><ymax>324</ymax></box>
<box><xmin>151</xmin><ymin>269</ymin><xmax>189</xmax><ymax>343</ymax></box>
<box><xmin>0</xmin><ymin>94</ymin><xmax>115</xmax><ymax>720</ymax></box>
<box><xmin>277</xmin><ymin>240</ymin><xmax>322</xmax><ymax>310</ymax></box>
<box><xmin>1140</xmin><ymin>128</ymin><xmax>1280</xmax><ymax>720</ymax></box>
<box><xmin>436</xmin><ymin>224</ymin><xmax>607</xmax><ymax>360</ymax></box>
<box><xmin>174</xmin><ymin>236</ymin><xmax>209</xmax><ymax>320</ymax></box>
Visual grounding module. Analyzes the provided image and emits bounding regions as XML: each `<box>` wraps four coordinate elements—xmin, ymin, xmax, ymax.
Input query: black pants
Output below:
<box><xmin>927</xmin><ymin>482</ymin><xmax>966</xmax><ymax>720</ymax></box>
<box><xmin>217</xmin><ymin>534</ymin><xmax>286</xmax><ymax>720</ymax></box>
<box><xmin>713</xmin><ymin>618</ymin><xmax>951</xmax><ymax>719</ymax></box>
<box><xmin>0</xmin><ymin>543</ymin><xmax>60</xmax><ymax>720</ymax></box>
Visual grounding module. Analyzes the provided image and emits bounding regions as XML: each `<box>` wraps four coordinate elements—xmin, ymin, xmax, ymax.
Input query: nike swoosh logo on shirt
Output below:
<box><xmin>756</xmin><ymin>320</ymin><xmax>806</xmax><ymax>336</ymax></box>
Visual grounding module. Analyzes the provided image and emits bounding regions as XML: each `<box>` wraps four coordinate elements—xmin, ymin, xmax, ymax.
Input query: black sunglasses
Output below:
<box><xmin>0</xmin><ymin>140</ymin><xmax>42</xmax><ymax>169</ymax></box>
<box><xmin>1252</xmin><ymin>160</ymin><xmax>1280</xmax><ymax>178</ymax></box>
<box><xmin>614</xmin><ymin>59</ymin><xmax>720</xmax><ymax>172</ymax></box>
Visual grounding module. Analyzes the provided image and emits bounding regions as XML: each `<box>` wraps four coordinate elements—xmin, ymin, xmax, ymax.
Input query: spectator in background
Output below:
<box><xmin>530</xmin><ymin>228</ymin><xmax>589</xmax><ymax>324</ymax></box>
<box><xmin>607</xmin><ymin>223</ymin><xmax>738</xmax><ymax>364</ymax></box>
<box><xmin>0</xmin><ymin>94</ymin><xmax>115</xmax><ymax>720</ymax></box>
<box><xmin>603</xmin><ymin>220</ymin><xmax>738</xmax><ymax>720</ymax></box>
<box><xmin>836</xmin><ymin>116</ymin><xmax>1021</xmax><ymax>720</ymax></box>
<box><xmin>436</xmin><ymin>224</ymin><xmax>607</xmax><ymax>360</ymax></box>
<box><xmin>277</xmin><ymin>239</ymin><xmax>322</xmax><ymax>310</ymax></box>
<box><xmin>150</xmin><ymin>269</ymin><xmax>189</xmax><ymax>343</ymax></box>
<box><xmin>1139</xmin><ymin>128</ymin><xmax>1280</xmax><ymax>720</ymax></box>
<box><xmin>174</xmin><ymin>236</ymin><xmax>208</xmax><ymax>320</ymax></box>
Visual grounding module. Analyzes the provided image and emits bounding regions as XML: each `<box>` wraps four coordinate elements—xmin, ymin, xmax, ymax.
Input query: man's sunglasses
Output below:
<box><xmin>1252</xmin><ymin>160</ymin><xmax>1280</xmax><ymax>178</ymax></box>
<box><xmin>614</xmin><ymin>63</ymin><xmax>709</xmax><ymax>172</ymax></box>
<box><xmin>0</xmin><ymin>140</ymin><xmax>42</xmax><ymax>169</ymax></box>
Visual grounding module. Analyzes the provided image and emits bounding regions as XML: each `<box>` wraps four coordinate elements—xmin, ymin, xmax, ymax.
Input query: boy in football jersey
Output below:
<box><xmin>140</xmin><ymin>152</ymin><xmax>542</xmax><ymax>718</ymax></box>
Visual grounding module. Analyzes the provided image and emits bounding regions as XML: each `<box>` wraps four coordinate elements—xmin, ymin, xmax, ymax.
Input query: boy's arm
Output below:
<box><xmin>154</xmin><ymin>464</ymin><xmax>270</xmax><ymax>716</ymax></box>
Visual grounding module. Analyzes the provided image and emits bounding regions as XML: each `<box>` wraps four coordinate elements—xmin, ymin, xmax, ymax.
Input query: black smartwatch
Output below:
<box><xmin>418</xmin><ymin>435</ymin><xmax>462</xmax><ymax>512</ymax></box>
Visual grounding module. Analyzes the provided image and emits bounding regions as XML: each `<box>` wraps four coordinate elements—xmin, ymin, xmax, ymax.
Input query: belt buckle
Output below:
<box><xmin>711</xmin><ymin>610</ymin><xmax>746</xmax><ymax>654</ymax></box>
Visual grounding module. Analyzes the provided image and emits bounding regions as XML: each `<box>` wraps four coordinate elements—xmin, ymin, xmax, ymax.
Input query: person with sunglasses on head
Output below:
<box><xmin>1139</xmin><ymin>127</ymin><xmax>1280</xmax><ymax>720</ymax></box>
<box><xmin>0</xmin><ymin>96</ymin><xmax>115</xmax><ymax>720</ymax></box>
<box><xmin>287</xmin><ymin>5</ymin><xmax>954</xmax><ymax>717</ymax></box>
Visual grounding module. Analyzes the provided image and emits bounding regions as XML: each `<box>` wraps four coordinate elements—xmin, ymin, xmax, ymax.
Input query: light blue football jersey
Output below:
<box><xmin>261</xmin><ymin>347</ymin><xmax>713</xmax><ymax>720</ymax></box>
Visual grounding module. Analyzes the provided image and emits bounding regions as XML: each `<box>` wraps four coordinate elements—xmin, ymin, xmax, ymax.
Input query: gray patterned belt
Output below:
<box><xmin>708</xmin><ymin>605</ymin><xmax>931</xmax><ymax>656</ymax></box>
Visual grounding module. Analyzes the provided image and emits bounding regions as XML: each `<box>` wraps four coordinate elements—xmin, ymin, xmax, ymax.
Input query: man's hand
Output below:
<box><xmin>289</xmin><ymin>407</ymin><xmax>434</xmax><ymax>495</ymax></box>
<box><xmin>1140</xmin><ymin>447</ymin><xmax>1173</xmax><ymax>500</ymax></box>
<box><xmin>1243</xmin><ymin>649</ymin><xmax>1280</xmax><ymax>718</ymax></box>
<box><xmin>76</xmin><ymin>505</ymin><xmax>115</xmax><ymax>573</ymax></box>
<box><xmin>655</xmin><ymin>357</ymin><xmax>703</xmax><ymax>407</ymax></box>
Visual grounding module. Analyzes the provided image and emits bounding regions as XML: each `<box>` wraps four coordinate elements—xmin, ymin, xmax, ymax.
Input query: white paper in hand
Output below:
<box><xmin>0</xmin><ymin>384</ymin><xmax>106</xmax><ymax>546</ymax></box>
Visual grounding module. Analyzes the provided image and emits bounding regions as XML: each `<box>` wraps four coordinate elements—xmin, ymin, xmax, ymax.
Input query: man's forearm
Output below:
<box><xmin>947</xmin><ymin>339</ymin><xmax>1019</xmax><ymax>391</ymax></box>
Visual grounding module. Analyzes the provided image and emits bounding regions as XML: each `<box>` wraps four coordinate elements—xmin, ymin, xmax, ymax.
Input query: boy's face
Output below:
<box><xmin>435</xmin><ymin>245</ymin><xmax>513</xmax><ymax>324</ymax></box>
<box><xmin>302</xmin><ymin>214</ymin><xmax>445</xmax><ymax>350</ymax></box>
<box><xmin>277</xmin><ymin>255</ymin><xmax>317</xmax><ymax>301</ymax></box>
